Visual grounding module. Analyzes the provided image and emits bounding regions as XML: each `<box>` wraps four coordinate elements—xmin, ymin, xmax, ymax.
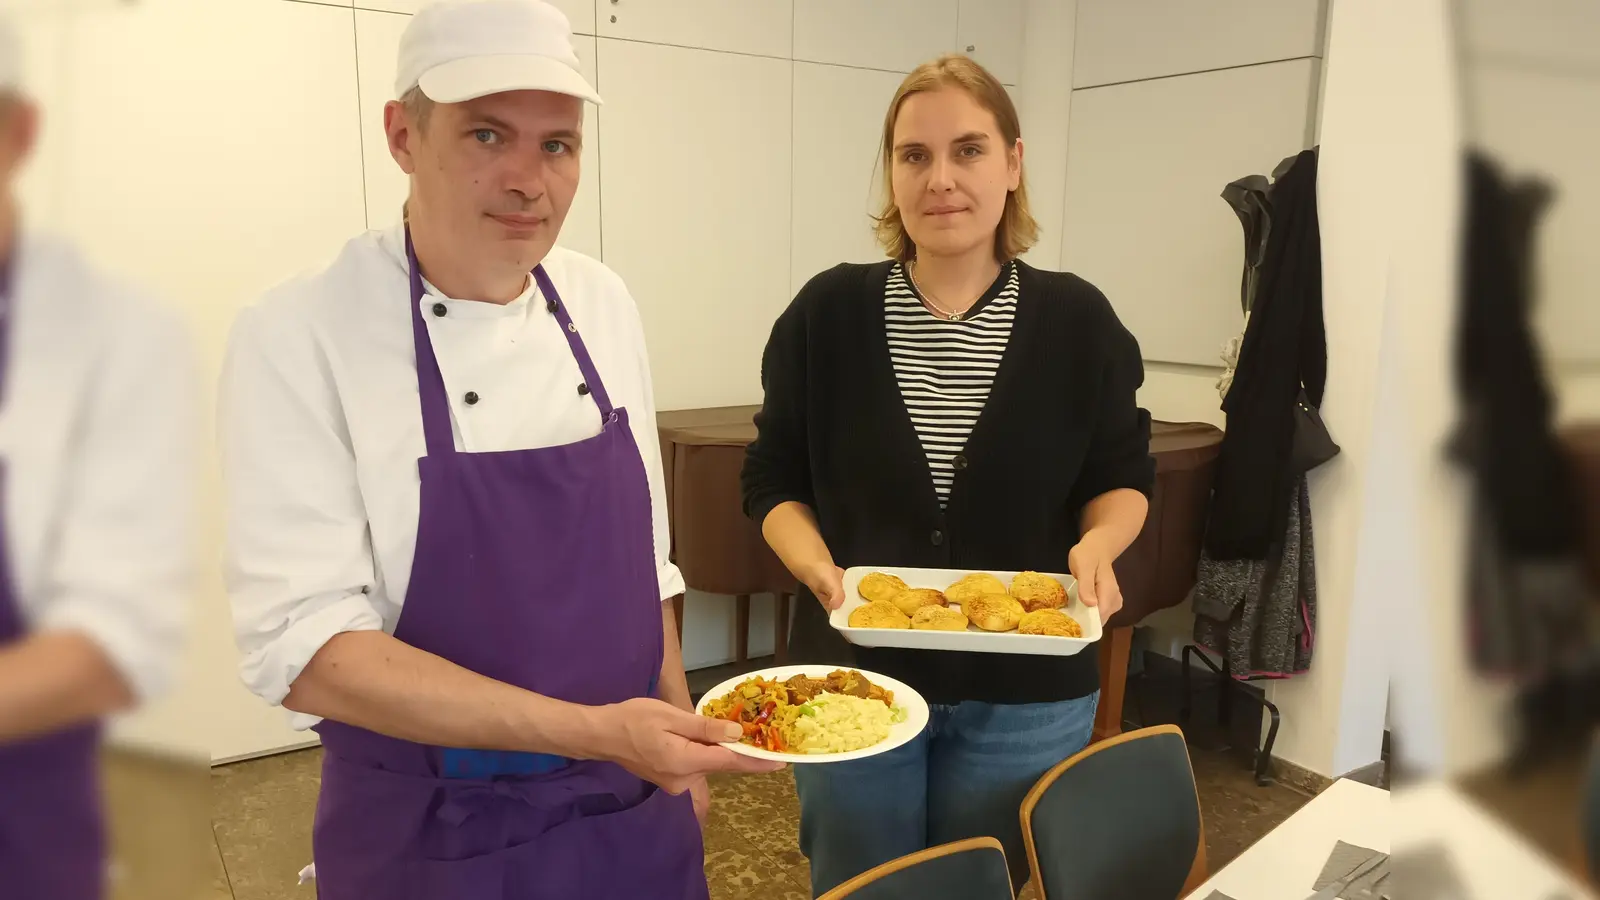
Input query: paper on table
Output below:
<box><xmin>1312</xmin><ymin>841</ymin><xmax>1389</xmax><ymax>900</ymax></box>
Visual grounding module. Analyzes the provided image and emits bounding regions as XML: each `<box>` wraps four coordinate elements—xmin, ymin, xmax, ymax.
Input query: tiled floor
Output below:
<box><xmin>195</xmin><ymin>739</ymin><xmax>1308</xmax><ymax>900</ymax></box>
<box><xmin>180</xmin><ymin>655</ymin><xmax>1324</xmax><ymax>899</ymax></box>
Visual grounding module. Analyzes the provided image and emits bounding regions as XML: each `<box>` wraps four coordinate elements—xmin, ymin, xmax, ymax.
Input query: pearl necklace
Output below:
<box><xmin>907</xmin><ymin>260</ymin><xmax>973</xmax><ymax>321</ymax></box>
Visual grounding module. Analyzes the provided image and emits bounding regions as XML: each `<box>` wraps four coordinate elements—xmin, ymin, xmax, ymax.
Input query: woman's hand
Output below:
<box><xmin>801</xmin><ymin>561</ymin><xmax>849</xmax><ymax>611</ymax></box>
<box><xmin>1067</xmin><ymin>532</ymin><xmax>1124</xmax><ymax>621</ymax></box>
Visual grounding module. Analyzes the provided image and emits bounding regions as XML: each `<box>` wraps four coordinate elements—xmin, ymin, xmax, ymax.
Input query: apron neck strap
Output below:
<box><xmin>405</xmin><ymin>228</ymin><xmax>620</xmax><ymax>459</ymax></box>
<box><xmin>405</xmin><ymin>227</ymin><xmax>458</xmax><ymax>459</ymax></box>
<box><xmin>532</xmin><ymin>265</ymin><xmax>616</xmax><ymax>423</ymax></box>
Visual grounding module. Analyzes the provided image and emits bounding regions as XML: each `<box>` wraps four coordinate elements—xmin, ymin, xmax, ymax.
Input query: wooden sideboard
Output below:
<box><xmin>657</xmin><ymin>406</ymin><xmax>1224</xmax><ymax>742</ymax></box>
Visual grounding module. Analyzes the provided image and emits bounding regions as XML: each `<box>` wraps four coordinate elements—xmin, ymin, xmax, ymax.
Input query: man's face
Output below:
<box><xmin>388</xmin><ymin>89</ymin><xmax>583</xmax><ymax>274</ymax></box>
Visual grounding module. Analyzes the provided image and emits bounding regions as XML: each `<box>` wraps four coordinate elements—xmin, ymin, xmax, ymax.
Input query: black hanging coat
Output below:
<box><xmin>1205</xmin><ymin>149</ymin><xmax>1327</xmax><ymax>561</ymax></box>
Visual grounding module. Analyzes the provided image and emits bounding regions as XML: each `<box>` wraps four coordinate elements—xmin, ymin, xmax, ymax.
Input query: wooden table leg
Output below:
<box><xmin>1093</xmin><ymin>625</ymin><xmax>1133</xmax><ymax>744</ymax></box>
<box><xmin>773</xmin><ymin>593</ymin><xmax>791</xmax><ymax>664</ymax></box>
<box><xmin>672</xmin><ymin>594</ymin><xmax>684</xmax><ymax>648</ymax></box>
<box><xmin>735</xmin><ymin>594</ymin><xmax>751</xmax><ymax>663</ymax></box>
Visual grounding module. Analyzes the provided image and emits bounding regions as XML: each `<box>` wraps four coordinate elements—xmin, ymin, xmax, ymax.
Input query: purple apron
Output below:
<box><xmin>0</xmin><ymin>258</ymin><xmax>108</xmax><ymax>900</ymax></box>
<box><xmin>308</xmin><ymin>231</ymin><xmax>707</xmax><ymax>899</ymax></box>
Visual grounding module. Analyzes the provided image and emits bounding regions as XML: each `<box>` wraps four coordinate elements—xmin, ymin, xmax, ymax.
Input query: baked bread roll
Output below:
<box><xmin>911</xmin><ymin>605</ymin><xmax>969</xmax><ymax>631</ymax></box>
<box><xmin>1019</xmin><ymin>608</ymin><xmax>1083</xmax><ymax>638</ymax></box>
<box><xmin>964</xmin><ymin>593</ymin><xmax>1025</xmax><ymax>632</ymax></box>
<box><xmin>944</xmin><ymin>572</ymin><xmax>1007</xmax><ymax>606</ymax></box>
<box><xmin>859</xmin><ymin>572</ymin><xmax>910</xmax><ymax>604</ymax></box>
<box><xmin>891</xmin><ymin>587</ymin><xmax>948</xmax><ymax>616</ymax></box>
<box><xmin>1010</xmin><ymin>571</ymin><xmax>1068</xmax><ymax>612</ymax></box>
<box><xmin>848</xmin><ymin>601</ymin><xmax>911</xmax><ymax>629</ymax></box>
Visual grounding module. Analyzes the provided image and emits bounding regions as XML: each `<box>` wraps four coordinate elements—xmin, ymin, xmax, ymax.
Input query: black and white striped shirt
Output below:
<box><xmin>885</xmin><ymin>261</ymin><xmax>1020</xmax><ymax>506</ymax></box>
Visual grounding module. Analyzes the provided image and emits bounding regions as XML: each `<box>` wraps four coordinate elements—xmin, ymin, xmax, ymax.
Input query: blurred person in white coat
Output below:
<box><xmin>0</xmin><ymin>16</ymin><xmax>197</xmax><ymax>900</ymax></box>
<box><xmin>219</xmin><ymin>1</ymin><xmax>777</xmax><ymax>897</ymax></box>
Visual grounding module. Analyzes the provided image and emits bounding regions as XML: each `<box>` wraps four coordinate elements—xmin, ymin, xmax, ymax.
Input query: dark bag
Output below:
<box><xmin>1292</xmin><ymin>387</ymin><xmax>1339</xmax><ymax>473</ymax></box>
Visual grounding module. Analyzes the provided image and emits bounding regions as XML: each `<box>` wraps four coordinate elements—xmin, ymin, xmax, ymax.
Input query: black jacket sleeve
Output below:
<box><xmin>1068</xmin><ymin>290</ymin><xmax>1156</xmax><ymax>511</ymax></box>
<box><xmin>741</xmin><ymin>287</ymin><xmax>815</xmax><ymax>527</ymax></box>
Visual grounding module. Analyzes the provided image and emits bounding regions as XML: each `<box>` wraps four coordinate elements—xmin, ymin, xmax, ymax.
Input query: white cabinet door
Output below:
<box><xmin>598</xmin><ymin>0</ymin><xmax>791</xmax><ymax>60</ymax></box>
<box><xmin>1060</xmin><ymin>59</ymin><xmax>1320</xmax><ymax>367</ymax></box>
<box><xmin>356</xmin><ymin>9</ymin><xmax>411</xmax><ymax>230</ymax></box>
<box><xmin>355</xmin><ymin>12</ymin><xmax>603</xmax><ymax>260</ymax></box>
<box><xmin>794</xmin><ymin>0</ymin><xmax>956</xmax><ymax>74</ymax></box>
<box><xmin>957</xmin><ymin>0</ymin><xmax>1024</xmax><ymax>85</ymax></box>
<box><xmin>1073</xmin><ymin>0</ymin><xmax>1324</xmax><ymax>88</ymax></box>
<box><xmin>58</xmin><ymin>0</ymin><xmax>369</xmax><ymax>763</ymax></box>
<box><xmin>356</xmin><ymin>0</ymin><xmax>596</xmax><ymax>34</ymax></box>
<box><xmin>597</xmin><ymin>39</ymin><xmax>791</xmax><ymax>410</ymax></box>
<box><xmin>1467</xmin><ymin>65</ymin><xmax>1600</xmax><ymax>365</ymax></box>
<box><xmin>791</xmin><ymin>62</ymin><xmax>905</xmax><ymax>297</ymax></box>
<box><xmin>1458</xmin><ymin>0</ymin><xmax>1600</xmax><ymax>72</ymax></box>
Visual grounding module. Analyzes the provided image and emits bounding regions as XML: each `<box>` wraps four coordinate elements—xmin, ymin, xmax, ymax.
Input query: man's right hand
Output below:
<box><xmin>802</xmin><ymin>561</ymin><xmax>848</xmax><ymax>611</ymax></box>
<box><xmin>587</xmin><ymin>697</ymin><xmax>784</xmax><ymax>794</ymax></box>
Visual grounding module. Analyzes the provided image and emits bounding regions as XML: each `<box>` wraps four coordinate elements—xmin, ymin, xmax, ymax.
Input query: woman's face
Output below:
<box><xmin>889</xmin><ymin>86</ymin><xmax>1022</xmax><ymax>260</ymax></box>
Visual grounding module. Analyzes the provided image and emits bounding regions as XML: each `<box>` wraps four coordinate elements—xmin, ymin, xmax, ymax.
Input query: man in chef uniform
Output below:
<box><xmin>220</xmin><ymin>1</ymin><xmax>781</xmax><ymax>896</ymax></box>
<box><xmin>0</xmin><ymin>15</ymin><xmax>196</xmax><ymax>900</ymax></box>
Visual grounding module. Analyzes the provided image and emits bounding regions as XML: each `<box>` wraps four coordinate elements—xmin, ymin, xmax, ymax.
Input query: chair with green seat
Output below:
<box><xmin>1021</xmin><ymin>724</ymin><xmax>1208</xmax><ymax>900</ymax></box>
<box><xmin>818</xmin><ymin>836</ymin><xmax>1016</xmax><ymax>900</ymax></box>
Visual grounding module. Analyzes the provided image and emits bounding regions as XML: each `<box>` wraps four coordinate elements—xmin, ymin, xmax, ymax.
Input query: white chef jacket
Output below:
<box><xmin>0</xmin><ymin>231</ymin><xmax>196</xmax><ymax>703</ymax></box>
<box><xmin>221</xmin><ymin>226</ymin><xmax>685</xmax><ymax>729</ymax></box>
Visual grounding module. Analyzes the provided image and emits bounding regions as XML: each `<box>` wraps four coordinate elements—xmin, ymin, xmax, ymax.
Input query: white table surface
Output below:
<box><xmin>1389</xmin><ymin>780</ymin><xmax>1594</xmax><ymax>900</ymax></box>
<box><xmin>1186</xmin><ymin>778</ymin><xmax>1390</xmax><ymax>899</ymax></box>
<box><xmin>1186</xmin><ymin>777</ymin><xmax>1596</xmax><ymax>900</ymax></box>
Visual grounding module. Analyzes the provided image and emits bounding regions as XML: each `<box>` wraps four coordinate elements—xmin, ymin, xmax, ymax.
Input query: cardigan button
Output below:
<box><xmin>951</xmin><ymin>454</ymin><xmax>968</xmax><ymax>471</ymax></box>
<box><xmin>930</xmin><ymin>530</ymin><xmax>945</xmax><ymax>546</ymax></box>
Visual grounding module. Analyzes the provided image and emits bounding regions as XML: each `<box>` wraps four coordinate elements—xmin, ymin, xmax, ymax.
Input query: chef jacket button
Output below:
<box><xmin>578</xmin><ymin>382</ymin><xmax>590</xmax><ymax>395</ymax></box>
<box><xmin>930</xmin><ymin>529</ymin><xmax>944</xmax><ymax>546</ymax></box>
<box><xmin>464</xmin><ymin>391</ymin><xmax>479</xmax><ymax>406</ymax></box>
<box><xmin>952</xmin><ymin>454</ymin><xmax>968</xmax><ymax>471</ymax></box>
<box><xmin>546</xmin><ymin>298</ymin><xmax>558</xmax><ymax>313</ymax></box>
<box><xmin>432</xmin><ymin>302</ymin><xmax>447</xmax><ymax>317</ymax></box>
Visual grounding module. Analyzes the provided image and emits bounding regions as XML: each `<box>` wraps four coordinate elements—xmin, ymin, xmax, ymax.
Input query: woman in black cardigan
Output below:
<box><xmin>741</xmin><ymin>55</ymin><xmax>1154</xmax><ymax>896</ymax></box>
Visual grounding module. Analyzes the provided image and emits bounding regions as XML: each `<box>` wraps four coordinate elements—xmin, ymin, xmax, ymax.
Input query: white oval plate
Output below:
<box><xmin>693</xmin><ymin>665</ymin><xmax>929</xmax><ymax>764</ymax></box>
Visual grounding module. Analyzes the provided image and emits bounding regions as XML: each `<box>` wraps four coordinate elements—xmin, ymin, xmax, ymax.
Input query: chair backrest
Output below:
<box><xmin>1021</xmin><ymin>725</ymin><xmax>1207</xmax><ymax>900</ymax></box>
<box><xmin>819</xmin><ymin>836</ymin><xmax>1015</xmax><ymax>900</ymax></box>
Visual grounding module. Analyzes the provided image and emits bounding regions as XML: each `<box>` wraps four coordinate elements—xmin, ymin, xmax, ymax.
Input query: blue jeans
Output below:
<box><xmin>793</xmin><ymin>693</ymin><xmax>1099</xmax><ymax>897</ymax></box>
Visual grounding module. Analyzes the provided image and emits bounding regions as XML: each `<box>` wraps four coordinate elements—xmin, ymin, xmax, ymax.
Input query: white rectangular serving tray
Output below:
<box><xmin>830</xmin><ymin>566</ymin><xmax>1102</xmax><ymax>657</ymax></box>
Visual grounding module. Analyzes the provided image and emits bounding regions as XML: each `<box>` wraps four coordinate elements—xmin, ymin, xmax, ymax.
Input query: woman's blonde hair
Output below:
<box><xmin>872</xmin><ymin>55</ymin><xmax>1039</xmax><ymax>262</ymax></box>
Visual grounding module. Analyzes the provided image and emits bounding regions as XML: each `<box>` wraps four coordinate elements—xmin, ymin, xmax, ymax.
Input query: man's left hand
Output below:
<box><xmin>689</xmin><ymin>775</ymin><xmax>711</xmax><ymax>827</ymax></box>
<box><xmin>1068</xmin><ymin>533</ymin><xmax>1124</xmax><ymax>622</ymax></box>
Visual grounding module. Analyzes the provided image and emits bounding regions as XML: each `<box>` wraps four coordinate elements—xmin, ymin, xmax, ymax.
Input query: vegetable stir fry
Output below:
<box><xmin>701</xmin><ymin>670</ymin><xmax>897</xmax><ymax>753</ymax></box>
